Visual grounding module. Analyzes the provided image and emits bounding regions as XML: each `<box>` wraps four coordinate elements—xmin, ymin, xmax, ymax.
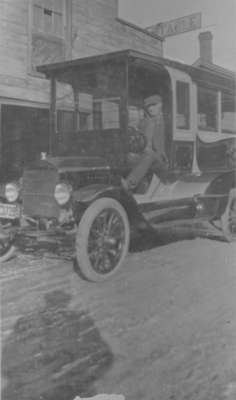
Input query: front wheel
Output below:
<box><xmin>221</xmin><ymin>188</ymin><xmax>236</xmax><ymax>242</ymax></box>
<box><xmin>75</xmin><ymin>198</ymin><xmax>130</xmax><ymax>282</ymax></box>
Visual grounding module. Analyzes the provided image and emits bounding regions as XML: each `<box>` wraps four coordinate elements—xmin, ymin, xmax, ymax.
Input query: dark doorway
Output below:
<box><xmin>1</xmin><ymin>105</ymin><xmax>49</xmax><ymax>177</ymax></box>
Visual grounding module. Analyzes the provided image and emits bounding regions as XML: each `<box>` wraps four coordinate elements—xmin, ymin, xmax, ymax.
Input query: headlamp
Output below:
<box><xmin>5</xmin><ymin>182</ymin><xmax>20</xmax><ymax>203</ymax></box>
<box><xmin>54</xmin><ymin>183</ymin><xmax>71</xmax><ymax>206</ymax></box>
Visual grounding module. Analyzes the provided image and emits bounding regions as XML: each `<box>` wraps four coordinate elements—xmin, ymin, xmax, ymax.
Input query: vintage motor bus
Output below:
<box><xmin>0</xmin><ymin>50</ymin><xmax>235</xmax><ymax>280</ymax></box>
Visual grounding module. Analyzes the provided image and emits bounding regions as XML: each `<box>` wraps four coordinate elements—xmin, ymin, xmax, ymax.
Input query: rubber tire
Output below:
<box><xmin>75</xmin><ymin>197</ymin><xmax>130</xmax><ymax>282</ymax></box>
<box><xmin>0</xmin><ymin>244</ymin><xmax>16</xmax><ymax>263</ymax></box>
<box><xmin>221</xmin><ymin>188</ymin><xmax>236</xmax><ymax>242</ymax></box>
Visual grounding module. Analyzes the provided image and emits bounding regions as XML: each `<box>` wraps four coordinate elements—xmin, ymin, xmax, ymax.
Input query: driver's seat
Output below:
<box><xmin>134</xmin><ymin>172</ymin><xmax>178</xmax><ymax>203</ymax></box>
<box><xmin>132</xmin><ymin>172</ymin><xmax>161</xmax><ymax>202</ymax></box>
<box><xmin>139</xmin><ymin>173</ymin><xmax>161</xmax><ymax>196</ymax></box>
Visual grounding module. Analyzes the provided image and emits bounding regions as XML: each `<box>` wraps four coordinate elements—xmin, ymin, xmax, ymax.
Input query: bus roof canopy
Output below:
<box><xmin>37</xmin><ymin>49</ymin><xmax>235</xmax><ymax>94</ymax></box>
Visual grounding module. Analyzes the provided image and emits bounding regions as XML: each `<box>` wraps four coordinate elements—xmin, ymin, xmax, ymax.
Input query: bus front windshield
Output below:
<box><xmin>55</xmin><ymin>62</ymin><xmax>125</xmax><ymax>156</ymax></box>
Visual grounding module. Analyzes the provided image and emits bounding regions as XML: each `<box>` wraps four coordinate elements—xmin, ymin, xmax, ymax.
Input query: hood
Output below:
<box><xmin>26</xmin><ymin>156</ymin><xmax>111</xmax><ymax>173</ymax></box>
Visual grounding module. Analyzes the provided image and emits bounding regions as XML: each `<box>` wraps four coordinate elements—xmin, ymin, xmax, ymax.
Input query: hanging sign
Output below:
<box><xmin>147</xmin><ymin>12</ymin><xmax>202</xmax><ymax>38</ymax></box>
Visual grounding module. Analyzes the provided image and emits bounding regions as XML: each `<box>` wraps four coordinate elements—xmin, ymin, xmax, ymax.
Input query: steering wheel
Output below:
<box><xmin>127</xmin><ymin>126</ymin><xmax>147</xmax><ymax>154</ymax></box>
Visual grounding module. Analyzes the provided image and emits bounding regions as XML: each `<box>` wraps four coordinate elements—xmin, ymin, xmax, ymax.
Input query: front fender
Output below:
<box><xmin>73</xmin><ymin>184</ymin><xmax>119</xmax><ymax>203</ymax></box>
<box><xmin>72</xmin><ymin>184</ymin><xmax>143</xmax><ymax>227</ymax></box>
<box><xmin>205</xmin><ymin>170</ymin><xmax>236</xmax><ymax>196</ymax></box>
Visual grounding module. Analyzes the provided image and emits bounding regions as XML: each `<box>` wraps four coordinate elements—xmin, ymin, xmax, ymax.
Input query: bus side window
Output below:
<box><xmin>176</xmin><ymin>81</ymin><xmax>190</xmax><ymax>130</ymax></box>
<box><xmin>221</xmin><ymin>93</ymin><xmax>236</xmax><ymax>134</ymax></box>
<box><xmin>198</xmin><ymin>87</ymin><xmax>218</xmax><ymax>132</ymax></box>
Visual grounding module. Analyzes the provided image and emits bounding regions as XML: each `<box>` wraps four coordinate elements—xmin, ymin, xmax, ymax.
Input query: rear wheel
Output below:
<box><xmin>221</xmin><ymin>188</ymin><xmax>236</xmax><ymax>242</ymax></box>
<box><xmin>76</xmin><ymin>198</ymin><xmax>130</xmax><ymax>282</ymax></box>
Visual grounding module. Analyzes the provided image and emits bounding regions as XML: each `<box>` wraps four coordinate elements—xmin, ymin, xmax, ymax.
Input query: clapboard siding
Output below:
<box><xmin>0</xmin><ymin>0</ymin><xmax>162</xmax><ymax>105</ymax></box>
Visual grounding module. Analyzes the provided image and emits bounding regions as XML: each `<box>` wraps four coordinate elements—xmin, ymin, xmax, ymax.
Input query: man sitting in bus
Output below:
<box><xmin>123</xmin><ymin>94</ymin><xmax>168</xmax><ymax>191</ymax></box>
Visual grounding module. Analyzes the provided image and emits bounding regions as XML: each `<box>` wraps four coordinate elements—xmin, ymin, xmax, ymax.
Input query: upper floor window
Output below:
<box><xmin>32</xmin><ymin>0</ymin><xmax>65</xmax><ymax>39</ymax></box>
<box><xmin>30</xmin><ymin>0</ymin><xmax>70</xmax><ymax>72</ymax></box>
<box><xmin>176</xmin><ymin>81</ymin><xmax>190</xmax><ymax>130</ymax></box>
<box><xmin>221</xmin><ymin>93</ymin><xmax>236</xmax><ymax>134</ymax></box>
<box><xmin>198</xmin><ymin>87</ymin><xmax>218</xmax><ymax>132</ymax></box>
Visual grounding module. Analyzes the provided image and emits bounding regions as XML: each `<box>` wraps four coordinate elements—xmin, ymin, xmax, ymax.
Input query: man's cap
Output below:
<box><xmin>144</xmin><ymin>94</ymin><xmax>162</xmax><ymax>107</ymax></box>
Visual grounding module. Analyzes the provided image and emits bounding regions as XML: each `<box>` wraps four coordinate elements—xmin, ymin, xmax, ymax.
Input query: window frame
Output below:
<box><xmin>197</xmin><ymin>85</ymin><xmax>219</xmax><ymax>133</ymax></box>
<box><xmin>221</xmin><ymin>91</ymin><xmax>236</xmax><ymax>134</ymax></box>
<box><xmin>32</xmin><ymin>0</ymin><xmax>66</xmax><ymax>40</ymax></box>
<box><xmin>175</xmin><ymin>80</ymin><xmax>190</xmax><ymax>130</ymax></box>
<box><xmin>28</xmin><ymin>0</ymin><xmax>71</xmax><ymax>76</ymax></box>
<box><xmin>197</xmin><ymin>85</ymin><xmax>236</xmax><ymax>136</ymax></box>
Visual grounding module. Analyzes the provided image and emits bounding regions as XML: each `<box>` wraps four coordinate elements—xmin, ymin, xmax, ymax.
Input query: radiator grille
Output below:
<box><xmin>22</xmin><ymin>168</ymin><xmax>59</xmax><ymax>218</ymax></box>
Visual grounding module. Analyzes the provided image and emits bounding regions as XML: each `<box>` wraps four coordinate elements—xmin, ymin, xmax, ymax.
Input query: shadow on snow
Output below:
<box><xmin>1</xmin><ymin>290</ymin><xmax>114</xmax><ymax>400</ymax></box>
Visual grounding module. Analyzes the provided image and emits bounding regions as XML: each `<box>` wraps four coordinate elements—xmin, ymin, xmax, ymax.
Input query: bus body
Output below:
<box><xmin>0</xmin><ymin>50</ymin><xmax>235</xmax><ymax>280</ymax></box>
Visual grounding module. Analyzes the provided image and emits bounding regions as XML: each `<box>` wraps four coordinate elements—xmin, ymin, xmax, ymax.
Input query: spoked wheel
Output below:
<box><xmin>76</xmin><ymin>198</ymin><xmax>130</xmax><ymax>282</ymax></box>
<box><xmin>221</xmin><ymin>188</ymin><xmax>236</xmax><ymax>242</ymax></box>
<box><xmin>0</xmin><ymin>235</ymin><xmax>16</xmax><ymax>263</ymax></box>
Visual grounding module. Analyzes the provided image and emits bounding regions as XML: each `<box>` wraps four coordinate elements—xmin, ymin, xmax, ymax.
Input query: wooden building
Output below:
<box><xmin>0</xmin><ymin>0</ymin><xmax>163</xmax><ymax>171</ymax></box>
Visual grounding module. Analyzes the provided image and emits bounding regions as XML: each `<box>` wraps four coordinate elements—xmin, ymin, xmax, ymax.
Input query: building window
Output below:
<box><xmin>198</xmin><ymin>87</ymin><xmax>218</xmax><ymax>132</ymax></box>
<box><xmin>32</xmin><ymin>0</ymin><xmax>65</xmax><ymax>39</ymax></box>
<box><xmin>30</xmin><ymin>0</ymin><xmax>70</xmax><ymax>72</ymax></box>
<box><xmin>221</xmin><ymin>93</ymin><xmax>236</xmax><ymax>134</ymax></box>
<box><xmin>176</xmin><ymin>81</ymin><xmax>190</xmax><ymax>130</ymax></box>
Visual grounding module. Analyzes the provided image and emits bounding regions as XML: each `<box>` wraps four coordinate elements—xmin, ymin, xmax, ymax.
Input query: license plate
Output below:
<box><xmin>0</xmin><ymin>203</ymin><xmax>20</xmax><ymax>219</ymax></box>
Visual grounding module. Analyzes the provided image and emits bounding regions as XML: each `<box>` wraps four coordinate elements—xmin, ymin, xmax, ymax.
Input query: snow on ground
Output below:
<box><xmin>1</xmin><ymin>231</ymin><xmax>236</xmax><ymax>400</ymax></box>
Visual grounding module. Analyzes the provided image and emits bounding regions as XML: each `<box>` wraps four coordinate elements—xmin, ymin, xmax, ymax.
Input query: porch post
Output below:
<box><xmin>120</xmin><ymin>58</ymin><xmax>129</xmax><ymax>168</ymax></box>
<box><xmin>49</xmin><ymin>76</ymin><xmax>57</xmax><ymax>155</ymax></box>
<box><xmin>73</xmin><ymin>88</ymin><xmax>80</xmax><ymax>131</ymax></box>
